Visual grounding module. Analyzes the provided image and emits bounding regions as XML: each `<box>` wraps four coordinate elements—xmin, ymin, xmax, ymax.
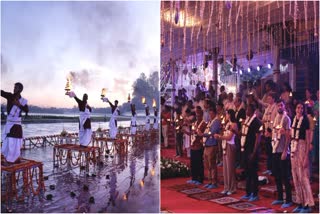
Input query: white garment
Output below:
<box><xmin>1</xmin><ymin>97</ymin><xmax>27</xmax><ymax>162</ymax></box>
<box><xmin>226</xmin><ymin>130</ymin><xmax>236</xmax><ymax>145</ymax></box>
<box><xmin>183</xmin><ymin>127</ymin><xmax>191</xmax><ymax>149</ymax></box>
<box><xmin>130</xmin><ymin>115</ymin><xmax>137</xmax><ymax>135</ymax></box>
<box><xmin>109</xmin><ymin>107</ymin><xmax>119</xmax><ymax>139</ymax></box>
<box><xmin>153</xmin><ymin>116</ymin><xmax>159</xmax><ymax>129</ymax></box>
<box><xmin>79</xmin><ymin>109</ymin><xmax>92</xmax><ymax>146</ymax></box>
<box><xmin>145</xmin><ymin>115</ymin><xmax>150</xmax><ymax>131</ymax></box>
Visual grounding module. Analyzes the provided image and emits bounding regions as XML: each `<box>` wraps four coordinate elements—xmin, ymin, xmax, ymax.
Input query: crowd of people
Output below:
<box><xmin>161</xmin><ymin>79</ymin><xmax>319</xmax><ymax>213</ymax></box>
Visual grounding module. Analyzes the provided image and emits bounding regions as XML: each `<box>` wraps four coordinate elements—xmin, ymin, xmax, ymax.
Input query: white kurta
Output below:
<box><xmin>79</xmin><ymin>108</ymin><xmax>92</xmax><ymax>146</ymax></box>
<box><xmin>130</xmin><ymin>115</ymin><xmax>137</xmax><ymax>135</ymax></box>
<box><xmin>153</xmin><ymin>116</ymin><xmax>159</xmax><ymax>129</ymax></box>
<box><xmin>1</xmin><ymin>97</ymin><xmax>27</xmax><ymax>162</ymax></box>
<box><xmin>109</xmin><ymin>107</ymin><xmax>119</xmax><ymax>139</ymax></box>
<box><xmin>145</xmin><ymin>115</ymin><xmax>150</xmax><ymax>131</ymax></box>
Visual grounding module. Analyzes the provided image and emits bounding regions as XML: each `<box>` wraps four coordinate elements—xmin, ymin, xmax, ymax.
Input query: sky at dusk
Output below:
<box><xmin>1</xmin><ymin>1</ymin><xmax>160</xmax><ymax>108</ymax></box>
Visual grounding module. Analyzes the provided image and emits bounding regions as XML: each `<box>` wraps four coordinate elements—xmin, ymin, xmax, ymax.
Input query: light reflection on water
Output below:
<box><xmin>1</xmin><ymin>136</ymin><xmax>160</xmax><ymax>213</ymax></box>
<box><xmin>19</xmin><ymin>120</ymin><xmax>143</xmax><ymax>138</ymax></box>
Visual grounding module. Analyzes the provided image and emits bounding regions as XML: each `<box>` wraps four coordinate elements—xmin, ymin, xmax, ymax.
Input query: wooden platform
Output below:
<box><xmin>53</xmin><ymin>144</ymin><xmax>101</xmax><ymax>173</ymax></box>
<box><xmin>93</xmin><ymin>136</ymin><xmax>129</xmax><ymax>157</ymax></box>
<box><xmin>1</xmin><ymin>156</ymin><xmax>45</xmax><ymax>209</ymax></box>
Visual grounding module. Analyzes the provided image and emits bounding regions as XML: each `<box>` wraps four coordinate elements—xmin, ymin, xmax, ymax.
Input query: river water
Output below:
<box><xmin>1</xmin><ymin>121</ymin><xmax>160</xmax><ymax>213</ymax></box>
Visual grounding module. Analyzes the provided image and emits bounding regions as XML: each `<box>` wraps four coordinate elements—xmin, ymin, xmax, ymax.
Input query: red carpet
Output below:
<box><xmin>161</xmin><ymin>144</ymin><xmax>319</xmax><ymax>213</ymax></box>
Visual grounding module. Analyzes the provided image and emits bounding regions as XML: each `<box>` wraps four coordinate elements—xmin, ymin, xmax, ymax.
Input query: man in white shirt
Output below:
<box><xmin>262</xmin><ymin>92</ymin><xmax>278</xmax><ymax>175</ymax></box>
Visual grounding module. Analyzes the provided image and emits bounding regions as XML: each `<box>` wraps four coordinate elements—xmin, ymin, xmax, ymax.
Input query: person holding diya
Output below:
<box><xmin>128</xmin><ymin>94</ymin><xmax>137</xmax><ymax>135</ymax></box>
<box><xmin>290</xmin><ymin>102</ymin><xmax>314</xmax><ymax>213</ymax></box>
<box><xmin>1</xmin><ymin>82</ymin><xmax>29</xmax><ymax>163</ymax></box>
<box><xmin>101</xmin><ymin>89</ymin><xmax>120</xmax><ymax>139</ymax></box>
<box><xmin>144</xmin><ymin>103</ymin><xmax>151</xmax><ymax>132</ymax></box>
<box><xmin>152</xmin><ymin>99</ymin><xmax>159</xmax><ymax>130</ymax></box>
<box><xmin>269</xmin><ymin>99</ymin><xmax>293</xmax><ymax>209</ymax></box>
<box><xmin>67</xmin><ymin>91</ymin><xmax>92</xmax><ymax>147</ymax></box>
<box><xmin>214</xmin><ymin>109</ymin><xmax>238</xmax><ymax>195</ymax></box>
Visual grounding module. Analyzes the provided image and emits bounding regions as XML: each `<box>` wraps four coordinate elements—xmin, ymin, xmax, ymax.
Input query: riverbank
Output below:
<box><xmin>1</xmin><ymin>115</ymin><xmax>155</xmax><ymax>124</ymax></box>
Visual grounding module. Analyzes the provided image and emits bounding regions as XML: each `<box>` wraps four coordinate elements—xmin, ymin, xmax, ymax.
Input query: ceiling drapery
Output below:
<box><xmin>161</xmin><ymin>1</ymin><xmax>319</xmax><ymax>66</ymax></box>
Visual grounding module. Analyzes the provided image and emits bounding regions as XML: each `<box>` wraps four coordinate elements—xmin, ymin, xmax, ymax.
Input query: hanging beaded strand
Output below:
<box><xmin>183</xmin><ymin>1</ymin><xmax>188</xmax><ymax>63</ymax></box>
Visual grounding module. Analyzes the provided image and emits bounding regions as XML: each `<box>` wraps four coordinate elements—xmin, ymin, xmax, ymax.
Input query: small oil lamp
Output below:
<box><xmin>101</xmin><ymin>88</ymin><xmax>107</xmax><ymax>98</ymax></box>
<box><xmin>65</xmin><ymin>77</ymin><xmax>72</xmax><ymax>95</ymax></box>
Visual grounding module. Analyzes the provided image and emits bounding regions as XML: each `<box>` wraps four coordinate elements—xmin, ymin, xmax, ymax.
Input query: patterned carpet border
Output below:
<box><xmin>167</xmin><ymin>184</ymin><xmax>196</xmax><ymax>191</ymax></box>
<box><xmin>179</xmin><ymin>188</ymin><xmax>207</xmax><ymax>195</ymax></box>
<box><xmin>226</xmin><ymin>202</ymin><xmax>258</xmax><ymax>211</ymax></box>
<box><xmin>210</xmin><ymin>196</ymin><xmax>240</xmax><ymax>205</ymax></box>
<box><xmin>188</xmin><ymin>191</ymin><xmax>225</xmax><ymax>201</ymax></box>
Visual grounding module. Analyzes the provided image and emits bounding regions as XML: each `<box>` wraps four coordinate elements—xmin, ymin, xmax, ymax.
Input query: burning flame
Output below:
<box><xmin>65</xmin><ymin>77</ymin><xmax>72</xmax><ymax>93</ymax></box>
<box><xmin>128</xmin><ymin>93</ymin><xmax>131</xmax><ymax>102</ymax></box>
<box><xmin>151</xmin><ymin>168</ymin><xmax>155</xmax><ymax>176</ymax></box>
<box><xmin>123</xmin><ymin>194</ymin><xmax>127</xmax><ymax>200</ymax></box>
<box><xmin>239</xmin><ymin>118</ymin><xmax>243</xmax><ymax>122</ymax></box>
<box><xmin>305</xmin><ymin>100</ymin><xmax>310</xmax><ymax>105</ymax></box>
<box><xmin>180</xmin><ymin>115</ymin><xmax>183</xmax><ymax>120</ymax></box>
<box><xmin>101</xmin><ymin>88</ymin><xmax>107</xmax><ymax>98</ymax></box>
<box><xmin>259</xmin><ymin>126</ymin><xmax>263</xmax><ymax>131</ymax></box>
<box><xmin>275</xmin><ymin>125</ymin><xmax>282</xmax><ymax>129</ymax></box>
<box><xmin>221</xmin><ymin>117</ymin><xmax>225</xmax><ymax>124</ymax></box>
<box><xmin>152</xmin><ymin>99</ymin><xmax>156</xmax><ymax>108</ymax></box>
<box><xmin>140</xmin><ymin>180</ymin><xmax>144</xmax><ymax>187</ymax></box>
<box><xmin>142</xmin><ymin>97</ymin><xmax>146</xmax><ymax>104</ymax></box>
<box><xmin>192</xmin><ymin>125</ymin><xmax>195</xmax><ymax>130</ymax></box>
<box><xmin>313</xmin><ymin>117</ymin><xmax>317</xmax><ymax>121</ymax></box>
<box><xmin>289</xmin><ymin>92</ymin><xmax>293</xmax><ymax>97</ymax></box>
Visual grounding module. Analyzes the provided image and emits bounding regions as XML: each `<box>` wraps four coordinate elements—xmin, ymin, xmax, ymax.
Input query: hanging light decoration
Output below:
<box><xmin>174</xmin><ymin>1</ymin><xmax>180</xmax><ymax>25</ymax></box>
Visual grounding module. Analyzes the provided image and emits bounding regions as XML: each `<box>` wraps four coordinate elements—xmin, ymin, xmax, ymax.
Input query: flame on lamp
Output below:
<box><xmin>123</xmin><ymin>194</ymin><xmax>127</xmax><ymax>200</ymax></box>
<box><xmin>140</xmin><ymin>180</ymin><xmax>144</xmax><ymax>187</ymax></box>
<box><xmin>221</xmin><ymin>117</ymin><xmax>225</xmax><ymax>124</ymax></box>
<box><xmin>65</xmin><ymin>77</ymin><xmax>72</xmax><ymax>94</ymax></box>
<box><xmin>259</xmin><ymin>126</ymin><xmax>263</xmax><ymax>131</ymax></box>
<box><xmin>289</xmin><ymin>92</ymin><xmax>293</xmax><ymax>97</ymax></box>
<box><xmin>142</xmin><ymin>97</ymin><xmax>146</xmax><ymax>104</ymax></box>
<box><xmin>152</xmin><ymin>99</ymin><xmax>156</xmax><ymax>108</ymax></box>
<box><xmin>101</xmin><ymin>88</ymin><xmax>107</xmax><ymax>98</ymax></box>
<box><xmin>275</xmin><ymin>125</ymin><xmax>282</xmax><ymax>129</ymax></box>
<box><xmin>128</xmin><ymin>93</ymin><xmax>131</xmax><ymax>102</ymax></box>
<box><xmin>151</xmin><ymin>168</ymin><xmax>155</xmax><ymax>176</ymax></box>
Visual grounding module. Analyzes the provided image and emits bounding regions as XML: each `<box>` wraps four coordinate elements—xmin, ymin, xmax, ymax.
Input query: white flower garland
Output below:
<box><xmin>271</xmin><ymin>112</ymin><xmax>287</xmax><ymax>153</ymax></box>
<box><xmin>263</xmin><ymin>103</ymin><xmax>277</xmax><ymax>129</ymax></box>
<box><xmin>222</xmin><ymin>122</ymin><xmax>232</xmax><ymax>155</ymax></box>
<box><xmin>202</xmin><ymin>117</ymin><xmax>216</xmax><ymax>145</ymax></box>
<box><xmin>191</xmin><ymin>119</ymin><xmax>205</xmax><ymax>146</ymax></box>
<box><xmin>240</xmin><ymin>114</ymin><xmax>256</xmax><ymax>152</ymax></box>
<box><xmin>290</xmin><ymin>116</ymin><xmax>303</xmax><ymax>158</ymax></box>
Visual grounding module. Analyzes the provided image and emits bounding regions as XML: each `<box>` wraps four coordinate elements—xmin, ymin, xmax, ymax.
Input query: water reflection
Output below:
<box><xmin>1</xmin><ymin>139</ymin><xmax>159</xmax><ymax>213</ymax></box>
